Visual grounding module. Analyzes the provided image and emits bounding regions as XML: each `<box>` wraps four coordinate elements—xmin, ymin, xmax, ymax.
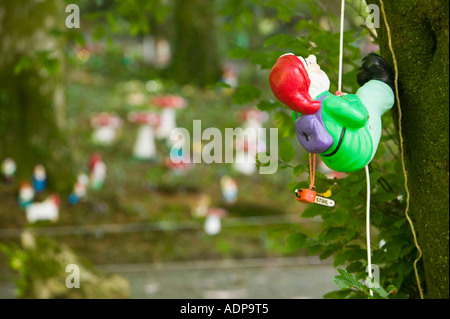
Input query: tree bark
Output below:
<box><xmin>0</xmin><ymin>0</ymin><xmax>74</xmax><ymax>193</ymax></box>
<box><xmin>169</xmin><ymin>0</ymin><xmax>222</xmax><ymax>86</ymax></box>
<box><xmin>368</xmin><ymin>0</ymin><xmax>449</xmax><ymax>299</ymax></box>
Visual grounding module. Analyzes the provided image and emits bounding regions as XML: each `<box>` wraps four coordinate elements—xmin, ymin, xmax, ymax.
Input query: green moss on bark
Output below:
<box><xmin>368</xmin><ymin>0</ymin><xmax>449</xmax><ymax>299</ymax></box>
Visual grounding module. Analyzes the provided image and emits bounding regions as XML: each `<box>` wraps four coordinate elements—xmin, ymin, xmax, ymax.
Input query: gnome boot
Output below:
<box><xmin>357</xmin><ymin>53</ymin><xmax>395</xmax><ymax>93</ymax></box>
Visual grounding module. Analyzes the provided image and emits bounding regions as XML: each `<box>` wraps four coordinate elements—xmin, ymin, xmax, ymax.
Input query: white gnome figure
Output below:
<box><xmin>26</xmin><ymin>194</ymin><xmax>60</xmax><ymax>223</ymax></box>
<box><xmin>68</xmin><ymin>173</ymin><xmax>89</xmax><ymax>204</ymax></box>
<box><xmin>233</xmin><ymin>133</ymin><xmax>257</xmax><ymax>176</ymax></box>
<box><xmin>154</xmin><ymin>38</ymin><xmax>171</xmax><ymax>67</ymax></box>
<box><xmin>1</xmin><ymin>158</ymin><xmax>17</xmax><ymax>183</ymax></box>
<box><xmin>241</xmin><ymin>108</ymin><xmax>268</xmax><ymax>154</ymax></box>
<box><xmin>204</xmin><ymin>208</ymin><xmax>227</xmax><ymax>236</ymax></box>
<box><xmin>222</xmin><ymin>63</ymin><xmax>239</xmax><ymax>89</ymax></box>
<box><xmin>18</xmin><ymin>183</ymin><xmax>34</xmax><ymax>208</ymax></box>
<box><xmin>89</xmin><ymin>153</ymin><xmax>106</xmax><ymax>191</ymax></box>
<box><xmin>220</xmin><ymin>176</ymin><xmax>238</xmax><ymax>204</ymax></box>
<box><xmin>192</xmin><ymin>194</ymin><xmax>211</xmax><ymax>218</ymax></box>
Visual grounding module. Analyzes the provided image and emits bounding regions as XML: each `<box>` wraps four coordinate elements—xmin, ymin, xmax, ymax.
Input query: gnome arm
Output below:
<box><xmin>322</xmin><ymin>94</ymin><xmax>369</xmax><ymax>129</ymax></box>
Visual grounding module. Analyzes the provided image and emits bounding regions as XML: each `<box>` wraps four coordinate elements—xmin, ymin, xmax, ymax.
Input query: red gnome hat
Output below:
<box><xmin>269</xmin><ymin>54</ymin><xmax>320</xmax><ymax>115</ymax></box>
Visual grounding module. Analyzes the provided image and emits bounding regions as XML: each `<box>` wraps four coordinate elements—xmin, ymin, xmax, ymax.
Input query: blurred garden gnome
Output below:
<box><xmin>220</xmin><ymin>176</ymin><xmax>238</xmax><ymax>204</ymax></box>
<box><xmin>240</xmin><ymin>108</ymin><xmax>268</xmax><ymax>154</ymax></box>
<box><xmin>89</xmin><ymin>153</ymin><xmax>107</xmax><ymax>191</ymax></box>
<box><xmin>32</xmin><ymin>164</ymin><xmax>47</xmax><ymax>192</ymax></box>
<box><xmin>221</xmin><ymin>63</ymin><xmax>239</xmax><ymax>93</ymax></box>
<box><xmin>154</xmin><ymin>38</ymin><xmax>171</xmax><ymax>67</ymax></box>
<box><xmin>269</xmin><ymin>53</ymin><xmax>395</xmax><ymax>172</ymax></box>
<box><xmin>240</xmin><ymin>108</ymin><xmax>268</xmax><ymax>131</ymax></box>
<box><xmin>18</xmin><ymin>182</ymin><xmax>34</xmax><ymax>208</ymax></box>
<box><xmin>1</xmin><ymin>158</ymin><xmax>17</xmax><ymax>183</ymax></box>
<box><xmin>191</xmin><ymin>194</ymin><xmax>211</xmax><ymax>218</ymax></box>
<box><xmin>68</xmin><ymin>173</ymin><xmax>89</xmax><ymax>204</ymax></box>
<box><xmin>26</xmin><ymin>194</ymin><xmax>60</xmax><ymax>223</ymax></box>
<box><xmin>233</xmin><ymin>134</ymin><xmax>257</xmax><ymax>176</ymax></box>
<box><xmin>204</xmin><ymin>208</ymin><xmax>227</xmax><ymax>236</ymax></box>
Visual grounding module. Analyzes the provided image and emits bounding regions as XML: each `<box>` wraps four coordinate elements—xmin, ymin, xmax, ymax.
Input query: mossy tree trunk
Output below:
<box><xmin>169</xmin><ymin>0</ymin><xmax>222</xmax><ymax>86</ymax></box>
<box><xmin>368</xmin><ymin>0</ymin><xmax>449</xmax><ymax>299</ymax></box>
<box><xmin>0</xmin><ymin>0</ymin><xmax>74</xmax><ymax>193</ymax></box>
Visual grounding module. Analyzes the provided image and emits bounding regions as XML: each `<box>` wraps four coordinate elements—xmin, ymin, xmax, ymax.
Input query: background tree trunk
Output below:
<box><xmin>368</xmin><ymin>0</ymin><xmax>449</xmax><ymax>298</ymax></box>
<box><xmin>0</xmin><ymin>0</ymin><xmax>74</xmax><ymax>193</ymax></box>
<box><xmin>169</xmin><ymin>0</ymin><xmax>222</xmax><ymax>86</ymax></box>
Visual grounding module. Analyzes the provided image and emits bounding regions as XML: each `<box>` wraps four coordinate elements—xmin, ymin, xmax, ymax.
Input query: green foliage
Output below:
<box><xmin>1</xmin><ymin>233</ymin><xmax>129</xmax><ymax>299</ymax></box>
<box><xmin>225</xmin><ymin>0</ymin><xmax>422</xmax><ymax>299</ymax></box>
<box><xmin>331</xmin><ymin>268</ymin><xmax>398</xmax><ymax>299</ymax></box>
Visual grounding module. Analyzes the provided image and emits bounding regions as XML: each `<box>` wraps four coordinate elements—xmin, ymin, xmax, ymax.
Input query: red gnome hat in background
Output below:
<box><xmin>269</xmin><ymin>54</ymin><xmax>320</xmax><ymax>115</ymax></box>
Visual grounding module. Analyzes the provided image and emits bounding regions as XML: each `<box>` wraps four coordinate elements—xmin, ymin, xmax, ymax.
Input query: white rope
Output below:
<box><xmin>338</xmin><ymin>0</ymin><xmax>373</xmax><ymax>296</ymax></box>
<box><xmin>365</xmin><ymin>164</ymin><xmax>373</xmax><ymax>296</ymax></box>
<box><xmin>337</xmin><ymin>0</ymin><xmax>345</xmax><ymax>92</ymax></box>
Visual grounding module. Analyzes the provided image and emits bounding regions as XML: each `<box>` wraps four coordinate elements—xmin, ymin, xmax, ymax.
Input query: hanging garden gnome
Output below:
<box><xmin>269</xmin><ymin>53</ymin><xmax>395</xmax><ymax>173</ymax></box>
<box><xmin>1</xmin><ymin>158</ymin><xmax>17</xmax><ymax>183</ymax></box>
<box><xmin>32</xmin><ymin>164</ymin><xmax>47</xmax><ymax>192</ymax></box>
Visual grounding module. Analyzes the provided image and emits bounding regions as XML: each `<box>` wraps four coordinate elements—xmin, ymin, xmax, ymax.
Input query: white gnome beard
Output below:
<box><xmin>307</xmin><ymin>71</ymin><xmax>330</xmax><ymax>99</ymax></box>
<box><xmin>21</xmin><ymin>188</ymin><xmax>34</xmax><ymax>201</ymax></box>
<box><xmin>34</xmin><ymin>169</ymin><xmax>46</xmax><ymax>181</ymax></box>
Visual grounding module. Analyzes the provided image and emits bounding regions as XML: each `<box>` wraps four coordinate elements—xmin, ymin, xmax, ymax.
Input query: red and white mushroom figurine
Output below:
<box><xmin>151</xmin><ymin>95</ymin><xmax>187</xmax><ymax>139</ymax></box>
<box><xmin>128</xmin><ymin>111</ymin><xmax>161</xmax><ymax>161</ymax></box>
<box><xmin>90</xmin><ymin>112</ymin><xmax>123</xmax><ymax>145</ymax></box>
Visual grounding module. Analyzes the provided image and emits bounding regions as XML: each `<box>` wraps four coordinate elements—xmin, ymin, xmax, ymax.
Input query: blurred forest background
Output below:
<box><xmin>0</xmin><ymin>0</ymin><xmax>447</xmax><ymax>299</ymax></box>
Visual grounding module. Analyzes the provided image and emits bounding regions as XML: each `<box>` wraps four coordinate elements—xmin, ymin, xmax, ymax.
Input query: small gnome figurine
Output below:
<box><xmin>233</xmin><ymin>134</ymin><xmax>257</xmax><ymax>176</ymax></box>
<box><xmin>191</xmin><ymin>194</ymin><xmax>211</xmax><ymax>218</ymax></box>
<box><xmin>18</xmin><ymin>182</ymin><xmax>35</xmax><ymax>208</ymax></box>
<box><xmin>220</xmin><ymin>176</ymin><xmax>238</xmax><ymax>204</ymax></box>
<box><xmin>68</xmin><ymin>173</ymin><xmax>89</xmax><ymax>204</ymax></box>
<box><xmin>32</xmin><ymin>164</ymin><xmax>47</xmax><ymax>192</ymax></box>
<box><xmin>1</xmin><ymin>158</ymin><xmax>17</xmax><ymax>183</ymax></box>
<box><xmin>26</xmin><ymin>194</ymin><xmax>60</xmax><ymax>224</ymax></box>
<box><xmin>240</xmin><ymin>108</ymin><xmax>268</xmax><ymax>155</ymax></box>
<box><xmin>89</xmin><ymin>153</ymin><xmax>106</xmax><ymax>191</ymax></box>
<box><xmin>204</xmin><ymin>208</ymin><xmax>227</xmax><ymax>236</ymax></box>
<box><xmin>221</xmin><ymin>63</ymin><xmax>239</xmax><ymax>89</ymax></box>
